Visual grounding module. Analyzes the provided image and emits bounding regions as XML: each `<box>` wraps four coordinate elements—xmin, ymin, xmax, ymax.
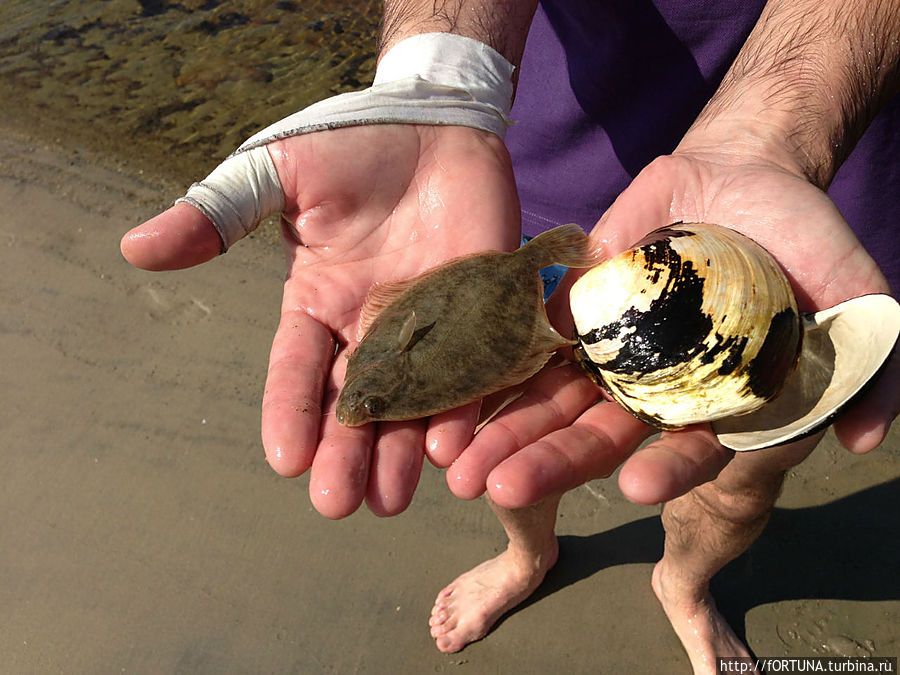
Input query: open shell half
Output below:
<box><xmin>711</xmin><ymin>293</ymin><xmax>899</xmax><ymax>450</ymax></box>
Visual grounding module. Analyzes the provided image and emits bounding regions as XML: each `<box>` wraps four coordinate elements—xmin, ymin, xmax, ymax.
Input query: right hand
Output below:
<box><xmin>449</xmin><ymin>143</ymin><xmax>896</xmax><ymax>511</ymax></box>
<box><xmin>121</xmin><ymin>123</ymin><xmax>522</xmax><ymax>518</ymax></box>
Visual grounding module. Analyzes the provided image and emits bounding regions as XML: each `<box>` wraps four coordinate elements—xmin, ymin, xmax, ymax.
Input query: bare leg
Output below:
<box><xmin>653</xmin><ymin>434</ymin><xmax>822</xmax><ymax>675</ymax></box>
<box><xmin>429</xmin><ymin>493</ymin><xmax>561</xmax><ymax>652</ymax></box>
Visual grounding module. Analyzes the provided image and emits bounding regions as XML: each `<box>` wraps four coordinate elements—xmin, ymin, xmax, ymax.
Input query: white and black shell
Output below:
<box><xmin>570</xmin><ymin>223</ymin><xmax>802</xmax><ymax>429</ymax></box>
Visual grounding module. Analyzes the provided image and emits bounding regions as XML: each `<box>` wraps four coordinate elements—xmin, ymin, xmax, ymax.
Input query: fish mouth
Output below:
<box><xmin>335</xmin><ymin>404</ymin><xmax>366</xmax><ymax>427</ymax></box>
<box><xmin>338</xmin><ymin>416</ymin><xmax>368</xmax><ymax>427</ymax></box>
<box><xmin>335</xmin><ymin>398</ymin><xmax>350</xmax><ymax>426</ymax></box>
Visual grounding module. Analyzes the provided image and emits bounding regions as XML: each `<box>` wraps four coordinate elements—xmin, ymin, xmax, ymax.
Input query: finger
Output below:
<box><xmin>486</xmin><ymin>401</ymin><xmax>651</xmax><ymax>509</ymax></box>
<box><xmin>617</xmin><ymin>425</ymin><xmax>734</xmax><ymax>505</ymax></box>
<box><xmin>366</xmin><ymin>421</ymin><xmax>426</xmax><ymax>516</ymax></box>
<box><xmin>447</xmin><ymin>363</ymin><xmax>602</xmax><ymax>500</ymax></box>
<box><xmin>261</xmin><ymin>308</ymin><xmax>334</xmax><ymax>477</ymax></box>
<box><xmin>834</xmin><ymin>349</ymin><xmax>900</xmax><ymax>454</ymax></box>
<box><xmin>309</xmin><ymin>418</ymin><xmax>374</xmax><ymax>519</ymax></box>
<box><xmin>425</xmin><ymin>401</ymin><xmax>480</xmax><ymax>468</ymax></box>
<box><xmin>120</xmin><ymin>202</ymin><xmax>223</xmax><ymax>271</ymax></box>
<box><xmin>306</xmin><ymin>344</ymin><xmax>376</xmax><ymax>518</ymax></box>
<box><xmin>589</xmin><ymin>159</ymin><xmax>677</xmax><ymax>255</ymax></box>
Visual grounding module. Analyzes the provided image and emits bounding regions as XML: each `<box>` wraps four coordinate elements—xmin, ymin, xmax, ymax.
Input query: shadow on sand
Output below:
<box><xmin>499</xmin><ymin>477</ymin><xmax>900</xmax><ymax>642</ymax></box>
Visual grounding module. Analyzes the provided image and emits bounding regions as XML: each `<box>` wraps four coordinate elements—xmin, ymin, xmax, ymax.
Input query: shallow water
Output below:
<box><xmin>0</xmin><ymin>0</ymin><xmax>379</xmax><ymax>183</ymax></box>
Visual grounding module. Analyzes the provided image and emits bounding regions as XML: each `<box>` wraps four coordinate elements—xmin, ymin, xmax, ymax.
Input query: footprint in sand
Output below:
<box><xmin>821</xmin><ymin>634</ymin><xmax>875</xmax><ymax>657</ymax></box>
<box><xmin>776</xmin><ymin>604</ymin><xmax>876</xmax><ymax>657</ymax></box>
<box><xmin>135</xmin><ymin>283</ymin><xmax>212</xmax><ymax>325</ymax></box>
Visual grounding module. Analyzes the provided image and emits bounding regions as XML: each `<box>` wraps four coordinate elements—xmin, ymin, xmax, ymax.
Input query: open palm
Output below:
<box><xmin>122</xmin><ymin>124</ymin><xmax>521</xmax><ymax>518</ymax></box>
<box><xmin>457</xmin><ymin>150</ymin><xmax>896</xmax><ymax>510</ymax></box>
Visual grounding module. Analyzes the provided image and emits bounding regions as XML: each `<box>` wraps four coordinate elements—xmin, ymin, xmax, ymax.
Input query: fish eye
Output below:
<box><xmin>363</xmin><ymin>396</ymin><xmax>386</xmax><ymax>418</ymax></box>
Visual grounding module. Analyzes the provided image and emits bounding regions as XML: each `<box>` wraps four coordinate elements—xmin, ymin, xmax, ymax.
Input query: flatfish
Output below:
<box><xmin>336</xmin><ymin>224</ymin><xmax>599</xmax><ymax>426</ymax></box>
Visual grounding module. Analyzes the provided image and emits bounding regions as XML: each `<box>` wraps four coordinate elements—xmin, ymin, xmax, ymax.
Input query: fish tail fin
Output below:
<box><xmin>523</xmin><ymin>223</ymin><xmax>603</xmax><ymax>269</ymax></box>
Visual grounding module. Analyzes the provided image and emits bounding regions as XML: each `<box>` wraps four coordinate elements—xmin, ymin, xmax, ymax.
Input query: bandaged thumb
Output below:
<box><xmin>176</xmin><ymin>33</ymin><xmax>515</xmax><ymax>251</ymax></box>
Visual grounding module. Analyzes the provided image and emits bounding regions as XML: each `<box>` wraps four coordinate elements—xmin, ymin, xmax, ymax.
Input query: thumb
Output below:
<box><xmin>120</xmin><ymin>202</ymin><xmax>223</xmax><ymax>271</ymax></box>
<box><xmin>120</xmin><ymin>145</ymin><xmax>285</xmax><ymax>271</ymax></box>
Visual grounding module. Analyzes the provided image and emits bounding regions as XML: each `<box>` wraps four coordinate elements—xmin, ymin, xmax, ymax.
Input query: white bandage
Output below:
<box><xmin>176</xmin><ymin>33</ymin><xmax>515</xmax><ymax>251</ymax></box>
<box><xmin>177</xmin><ymin>146</ymin><xmax>284</xmax><ymax>249</ymax></box>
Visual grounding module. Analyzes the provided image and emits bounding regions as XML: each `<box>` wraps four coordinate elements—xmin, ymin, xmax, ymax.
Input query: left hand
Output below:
<box><xmin>122</xmin><ymin>124</ymin><xmax>522</xmax><ymax>518</ymax></box>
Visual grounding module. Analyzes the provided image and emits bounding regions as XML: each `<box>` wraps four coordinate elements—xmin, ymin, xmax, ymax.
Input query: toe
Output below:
<box><xmin>435</xmin><ymin>634</ymin><xmax>463</xmax><ymax>653</ymax></box>
<box><xmin>430</xmin><ymin>615</ymin><xmax>456</xmax><ymax>638</ymax></box>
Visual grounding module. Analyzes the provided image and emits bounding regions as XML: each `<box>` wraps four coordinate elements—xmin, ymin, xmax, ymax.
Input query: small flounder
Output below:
<box><xmin>336</xmin><ymin>224</ymin><xmax>599</xmax><ymax>426</ymax></box>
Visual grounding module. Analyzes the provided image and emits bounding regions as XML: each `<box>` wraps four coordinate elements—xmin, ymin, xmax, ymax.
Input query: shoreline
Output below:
<box><xmin>0</xmin><ymin>0</ymin><xmax>380</xmax><ymax>191</ymax></box>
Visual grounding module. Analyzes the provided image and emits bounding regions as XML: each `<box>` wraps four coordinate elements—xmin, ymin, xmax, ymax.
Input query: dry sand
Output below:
<box><xmin>2</xmin><ymin>127</ymin><xmax>898</xmax><ymax>673</ymax></box>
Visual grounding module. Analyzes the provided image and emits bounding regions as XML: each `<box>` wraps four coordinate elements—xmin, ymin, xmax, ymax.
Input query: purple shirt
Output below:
<box><xmin>507</xmin><ymin>0</ymin><xmax>899</xmax><ymax>292</ymax></box>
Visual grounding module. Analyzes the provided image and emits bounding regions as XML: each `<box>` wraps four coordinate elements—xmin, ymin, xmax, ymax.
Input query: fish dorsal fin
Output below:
<box><xmin>357</xmin><ymin>277</ymin><xmax>420</xmax><ymax>342</ymax></box>
<box><xmin>397</xmin><ymin>311</ymin><xmax>417</xmax><ymax>352</ymax></box>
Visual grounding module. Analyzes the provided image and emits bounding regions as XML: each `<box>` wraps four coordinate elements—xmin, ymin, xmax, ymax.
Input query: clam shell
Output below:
<box><xmin>712</xmin><ymin>293</ymin><xmax>900</xmax><ymax>450</ymax></box>
<box><xmin>571</xmin><ymin>224</ymin><xmax>802</xmax><ymax>428</ymax></box>
<box><xmin>571</xmin><ymin>223</ymin><xmax>900</xmax><ymax>452</ymax></box>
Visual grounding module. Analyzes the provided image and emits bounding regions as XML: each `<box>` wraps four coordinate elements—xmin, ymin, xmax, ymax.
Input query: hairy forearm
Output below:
<box><xmin>377</xmin><ymin>0</ymin><xmax>538</xmax><ymax>71</ymax></box>
<box><xmin>683</xmin><ymin>0</ymin><xmax>900</xmax><ymax>188</ymax></box>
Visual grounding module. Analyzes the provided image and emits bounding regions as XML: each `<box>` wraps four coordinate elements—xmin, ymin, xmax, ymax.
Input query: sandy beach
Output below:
<box><xmin>1</xmin><ymin>125</ymin><xmax>898</xmax><ymax>673</ymax></box>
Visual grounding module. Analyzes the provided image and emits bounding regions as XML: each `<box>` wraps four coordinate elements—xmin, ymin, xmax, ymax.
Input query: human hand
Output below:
<box><xmin>122</xmin><ymin>123</ymin><xmax>521</xmax><ymax>518</ymax></box>
<box><xmin>448</xmin><ymin>146</ymin><xmax>896</xmax><ymax>510</ymax></box>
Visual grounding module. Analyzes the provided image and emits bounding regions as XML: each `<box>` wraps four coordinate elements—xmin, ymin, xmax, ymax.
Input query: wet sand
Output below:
<box><xmin>1</xmin><ymin>127</ymin><xmax>898</xmax><ymax>673</ymax></box>
<box><xmin>0</xmin><ymin>0</ymin><xmax>380</xmax><ymax>187</ymax></box>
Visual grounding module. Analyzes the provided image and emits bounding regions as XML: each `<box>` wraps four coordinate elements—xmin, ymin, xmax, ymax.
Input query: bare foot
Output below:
<box><xmin>429</xmin><ymin>540</ymin><xmax>559</xmax><ymax>652</ymax></box>
<box><xmin>652</xmin><ymin>560</ymin><xmax>758</xmax><ymax>675</ymax></box>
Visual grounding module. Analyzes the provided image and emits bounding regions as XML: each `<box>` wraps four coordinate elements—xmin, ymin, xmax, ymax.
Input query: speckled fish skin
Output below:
<box><xmin>336</xmin><ymin>224</ymin><xmax>598</xmax><ymax>426</ymax></box>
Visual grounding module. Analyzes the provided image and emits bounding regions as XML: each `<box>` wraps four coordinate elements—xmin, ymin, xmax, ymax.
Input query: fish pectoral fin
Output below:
<box><xmin>397</xmin><ymin>311</ymin><xmax>417</xmax><ymax>352</ymax></box>
<box><xmin>397</xmin><ymin>312</ymin><xmax>436</xmax><ymax>353</ymax></box>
